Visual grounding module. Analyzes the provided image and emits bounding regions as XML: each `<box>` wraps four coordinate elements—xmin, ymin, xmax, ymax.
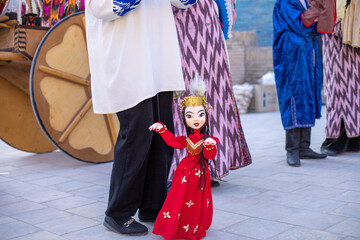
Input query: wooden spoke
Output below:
<box><xmin>0</xmin><ymin>52</ymin><xmax>28</xmax><ymax>61</ymax></box>
<box><xmin>39</xmin><ymin>65</ymin><xmax>90</xmax><ymax>86</ymax></box>
<box><xmin>4</xmin><ymin>19</ymin><xmax>17</xmax><ymax>26</ymax></box>
<box><xmin>105</xmin><ymin>114</ymin><xmax>117</xmax><ymax>146</ymax></box>
<box><xmin>82</xmin><ymin>16</ymin><xmax>86</xmax><ymax>34</ymax></box>
<box><xmin>59</xmin><ymin>98</ymin><xmax>92</xmax><ymax>143</ymax></box>
<box><xmin>0</xmin><ymin>23</ymin><xmax>12</xmax><ymax>28</ymax></box>
<box><xmin>0</xmin><ymin>61</ymin><xmax>31</xmax><ymax>66</ymax></box>
<box><xmin>0</xmin><ymin>15</ymin><xmax>9</xmax><ymax>22</ymax></box>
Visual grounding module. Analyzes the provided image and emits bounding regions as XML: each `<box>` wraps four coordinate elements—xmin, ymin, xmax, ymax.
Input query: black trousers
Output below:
<box><xmin>105</xmin><ymin>92</ymin><xmax>174</xmax><ymax>218</ymax></box>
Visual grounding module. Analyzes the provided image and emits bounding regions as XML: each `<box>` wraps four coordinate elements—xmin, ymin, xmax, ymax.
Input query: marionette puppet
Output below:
<box><xmin>149</xmin><ymin>77</ymin><xmax>218</xmax><ymax>240</ymax></box>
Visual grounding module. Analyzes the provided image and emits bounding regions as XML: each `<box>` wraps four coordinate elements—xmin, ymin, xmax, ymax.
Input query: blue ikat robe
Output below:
<box><xmin>273</xmin><ymin>0</ymin><xmax>323</xmax><ymax>130</ymax></box>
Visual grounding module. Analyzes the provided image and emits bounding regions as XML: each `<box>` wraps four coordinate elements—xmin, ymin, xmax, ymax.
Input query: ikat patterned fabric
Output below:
<box><xmin>171</xmin><ymin>0</ymin><xmax>252</xmax><ymax>180</ymax></box>
<box><xmin>322</xmin><ymin>21</ymin><xmax>360</xmax><ymax>138</ymax></box>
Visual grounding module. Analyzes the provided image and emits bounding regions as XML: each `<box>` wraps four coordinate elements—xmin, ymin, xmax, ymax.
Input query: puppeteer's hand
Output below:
<box><xmin>149</xmin><ymin>123</ymin><xmax>164</xmax><ymax>132</ymax></box>
<box><xmin>204</xmin><ymin>137</ymin><xmax>216</xmax><ymax>146</ymax></box>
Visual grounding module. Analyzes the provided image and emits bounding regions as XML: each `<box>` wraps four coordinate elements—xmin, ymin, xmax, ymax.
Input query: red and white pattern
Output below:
<box><xmin>170</xmin><ymin>0</ymin><xmax>252</xmax><ymax>180</ymax></box>
<box><xmin>323</xmin><ymin>21</ymin><xmax>360</xmax><ymax>138</ymax></box>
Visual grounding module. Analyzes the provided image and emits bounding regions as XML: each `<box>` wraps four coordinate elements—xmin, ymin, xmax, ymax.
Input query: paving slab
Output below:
<box><xmin>332</xmin><ymin>203</ymin><xmax>360</xmax><ymax>219</ymax></box>
<box><xmin>284</xmin><ymin>196</ymin><xmax>346</xmax><ymax>213</ymax></box>
<box><xmin>11</xmin><ymin>207</ymin><xmax>72</xmax><ymax>225</ymax></box>
<box><xmin>236</xmin><ymin>203</ymin><xmax>300</xmax><ymax>221</ymax></box>
<box><xmin>12</xmin><ymin>231</ymin><xmax>68</xmax><ymax>240</ymax></box>
<box><xmin>0</xmin><ymin>221</ymin><xmax>41</xmax><ymax>240</ymax></box>
<box><xmin>34</xmin><ymin>215</ymin><xmax>99</xmax><ymax>235</ymax></box>
<box><xmin>279</xmin><ymin>209</ymin><xmax>346</xmax><ymax>230</ymax></box>
<box><xmin>332</xmin><ymin>191</ymin><xmax>360</xmax><ymax>204</ymax></box>
<box><xmin>0</xmin><ymin>107</ymin><xmax>359</xmax><ymax>240</ymax></box>
<box><xmin>268</xmin><ymin>227</ymin><xmax>344</xmax><ymax>240</ymax></box>
<box><xmin>326</xmin><ymin>218</ymin><xmax>360</xmax><ymax>238</ymax></box>
<box><xmin>44</xmin><ymin>195</ymin><xmax>97</xmax><ymax>210</ymax></box>
<box><xmin>223</xmin><ymin>218</ymin><xmax>293</xmax><ymax>240</ymax></box>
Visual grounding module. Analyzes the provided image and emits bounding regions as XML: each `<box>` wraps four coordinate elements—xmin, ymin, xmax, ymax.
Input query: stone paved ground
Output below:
<box><xmin>0</xmin><ymin>107</ymin><xmax>359</xmax><ymax>240</ymax></box>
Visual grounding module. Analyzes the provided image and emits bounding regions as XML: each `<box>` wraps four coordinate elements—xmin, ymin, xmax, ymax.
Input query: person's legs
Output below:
<box><xmin>286</xmin><ymin>128</ymin><xmax>301</xmax><ymax>167</ymax></box>
<box><xmin>104</xmin><ymin>98</ymin><xmax>155</xmax><ymax>234</ymax></box>
<box><xmin>139</xmin><ymin>92</ymin><xmax>174</xmax><ymax>221</ymax></box>
<box><xmin>299</xmin><ymin>128</ymin><xmax>327</xmax><ymax>159</ymax></box>
<box><xmin>321</xmin><ymin>120</ymin><xmax>349</xmax><ymax>156</ymax></box>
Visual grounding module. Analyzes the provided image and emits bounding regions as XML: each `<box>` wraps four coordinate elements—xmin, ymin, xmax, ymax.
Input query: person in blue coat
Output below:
<box><xmin>272</xmin><ymin>0</ymin><xmax>326</xmax><ymax>167</ymax></box>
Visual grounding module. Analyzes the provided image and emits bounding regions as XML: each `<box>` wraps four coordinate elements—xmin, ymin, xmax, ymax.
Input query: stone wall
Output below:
<box><xmin>226</xmin><ymin>31</ymin><xmax>274</xmax><ymax>85</ymax></box>
<box><xmin>244</xmin><ymin>46</ymin><xmax>273</xmax><ymax>84</ymax></box>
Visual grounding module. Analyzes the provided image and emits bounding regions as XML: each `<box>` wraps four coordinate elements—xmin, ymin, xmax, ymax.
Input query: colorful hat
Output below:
<box><xmin>179</xmin><ymin>75</ymin><xmax>211</xmax><ymax>111</ymax></box>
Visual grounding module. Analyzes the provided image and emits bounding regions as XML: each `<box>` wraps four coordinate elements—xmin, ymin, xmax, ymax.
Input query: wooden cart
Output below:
<box><xmin>0</xmin><ymin>11</ymin><xmax>119</xmax><ymax>163</ymax></box>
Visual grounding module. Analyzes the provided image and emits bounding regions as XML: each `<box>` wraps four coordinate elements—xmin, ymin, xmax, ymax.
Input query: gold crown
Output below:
<box><xmin>179</xmin><ymin>96</ymin><xmax>211</xmax><ymax>111</ymax></box>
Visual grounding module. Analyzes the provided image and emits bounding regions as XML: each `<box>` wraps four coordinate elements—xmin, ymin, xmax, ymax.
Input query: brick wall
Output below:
<box><xmin>226</xmin><ymin>31</ymin><xmax>274</xmax><ymax>85</ymax></box>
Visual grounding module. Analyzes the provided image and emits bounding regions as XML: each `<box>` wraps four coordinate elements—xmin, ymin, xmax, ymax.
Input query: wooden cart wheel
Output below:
<box><xmin>30</xmin><ymin>12</ymin><xmax>119</xmax><ymax>163</ymax></box>
<box><xmin>0</xmin><ymin>72</ymin><xmax>56</xmax><ymax>153</ymax></box>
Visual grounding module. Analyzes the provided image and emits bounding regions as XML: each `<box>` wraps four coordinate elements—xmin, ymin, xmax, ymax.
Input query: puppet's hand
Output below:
<box><xmin>149</xmin><ymin>122</ymin><xmax>164</xmax><ymax>132</ymax></box>
<box><xmin>204</xmin><ymin>137</ymin><xmax>217</xmax><ymax>146</ymax></box>
<box><xmin>203</xmin><ymin>137</ymin><xmax>218</xmax><ymax>159</ymax></box>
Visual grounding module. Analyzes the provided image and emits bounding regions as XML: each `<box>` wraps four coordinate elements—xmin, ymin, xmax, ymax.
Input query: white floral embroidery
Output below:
<box><xmin>181</xmin><ymin>176</ymin><xmax>187</xmax><ymax>183</ymax></box>
<box><xmin>163</xmin><ymin>211</ymin><xmax>171</xmax><ymax>218</ymax></box>
<box><xmin>195</xmin><ymin>170</ymin><xmax>202</xmax><ymax>177</ymax></box>
<box><xmin>183</xmin><ymin>224</ymin><xmax>190</xmax><ymax>232</ymax></box>
<box><xmin>185</xmin><ymin>200</ymin><xmax>194</xmax><ymax>207</ymax></box>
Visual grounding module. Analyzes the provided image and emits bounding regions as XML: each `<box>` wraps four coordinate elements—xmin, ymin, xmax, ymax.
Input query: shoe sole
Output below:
<box><xmin>321</xmin><ymin>151</ymin><xmax>337</xmax><ymax>156</ymax></box>
<box><xmin>287</xmin><ymin>162</ymin><xmax>301</xmax><ymax>167</ymax></box>
<box><xmin>288</xmin><ymin>164</ymin><xmax>301</xmax><ymax>167</ymax></box>
<box><xmin>103</xmin><ymin>220</ymin><xmax>148</xmax><ymax>236</ymax></box>
<box><xmin>138</xmin><ymin>218</ymin><xmax>156</xmax><ymax>223</ymax></box>
<box><xmin>300</xmin><ymin>156</ymin><xmax>327</xmax><ymax>159</ymax></box>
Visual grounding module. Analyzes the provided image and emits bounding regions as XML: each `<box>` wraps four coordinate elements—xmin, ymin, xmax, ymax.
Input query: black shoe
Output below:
<box><xmin>299</xmin><ymin>148</ymin><xmax>327</xmax><ymax>159</ymax></box>
<box><xmin>138</xmin><ymin>209</ymin><xmax>159</xmax><ymax>222</ymax></box>
<box><xmin>104</xmin><ymin>216</ymin><xmax>148</xmax><ymax>235</ymax></box>
<box><xmin>320</xmin><ymin>147</ymin><xmax>337</xmax><ymax>156</ymax></box>
<box><xmin>287</xmin><ymin>152</ymin><xmax>301</xmax><ymax>167</ymax></box>
<box><xmin>211</xmin><ymin>180</ymin><xmax>220</xmax><ymax>187</ymax></box>
<box><xmin>346</xmin><ymin>137</ymin><xmax>360</xmax><ymax>152</ymax></box>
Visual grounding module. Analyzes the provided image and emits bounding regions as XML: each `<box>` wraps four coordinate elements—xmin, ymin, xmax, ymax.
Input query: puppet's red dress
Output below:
<box><xmin>152</xmin><ymin>123</ymin><xmax>218</xmax><ymax>240</ymax></box>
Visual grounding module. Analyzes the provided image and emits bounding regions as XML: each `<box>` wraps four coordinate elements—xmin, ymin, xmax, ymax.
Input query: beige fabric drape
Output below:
<box><xmin>336</xmin><ymin>0</ymin><xmax>347</xmax><ymax>19</ymax></box>
<box><xmin>342</xmin><ymin>0</ymin><xmax>360</xmax><ymax>47</ymax></box>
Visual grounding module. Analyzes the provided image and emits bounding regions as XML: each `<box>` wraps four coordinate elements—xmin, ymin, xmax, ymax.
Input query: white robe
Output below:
<box><xmin>85</xmin><ymin>0</ymin><xmax>185</xmax><ymax>114</ymax></box>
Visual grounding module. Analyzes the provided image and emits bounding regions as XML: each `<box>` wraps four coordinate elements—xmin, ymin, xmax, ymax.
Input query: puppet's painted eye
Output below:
<box><xmin>199</xmin><ymin>112</ymin><xmax>205</xmax><ymax>117</ymax></box>
<box><xmin>186</xmin><ymin>114</ymin><xmax>192</xmax><ymax>119</ymax></box>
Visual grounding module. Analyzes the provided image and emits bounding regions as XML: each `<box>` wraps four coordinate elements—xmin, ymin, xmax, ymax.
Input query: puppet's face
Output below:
<box><xmin>184</xmin><ymin>106</ymin><xmax>206</xmax><ymax>130</ymax></box>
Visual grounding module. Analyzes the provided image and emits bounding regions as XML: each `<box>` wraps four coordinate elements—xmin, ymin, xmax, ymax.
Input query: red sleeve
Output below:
<box><xmin>154</xmin><ymin>122</ymin><xmax>186</xmax><ymax>150</ymax></box>
<box><xmin>203</xmin><ymin>137</ymin><xmax>219</xmax><ymax>160</ymax></box>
